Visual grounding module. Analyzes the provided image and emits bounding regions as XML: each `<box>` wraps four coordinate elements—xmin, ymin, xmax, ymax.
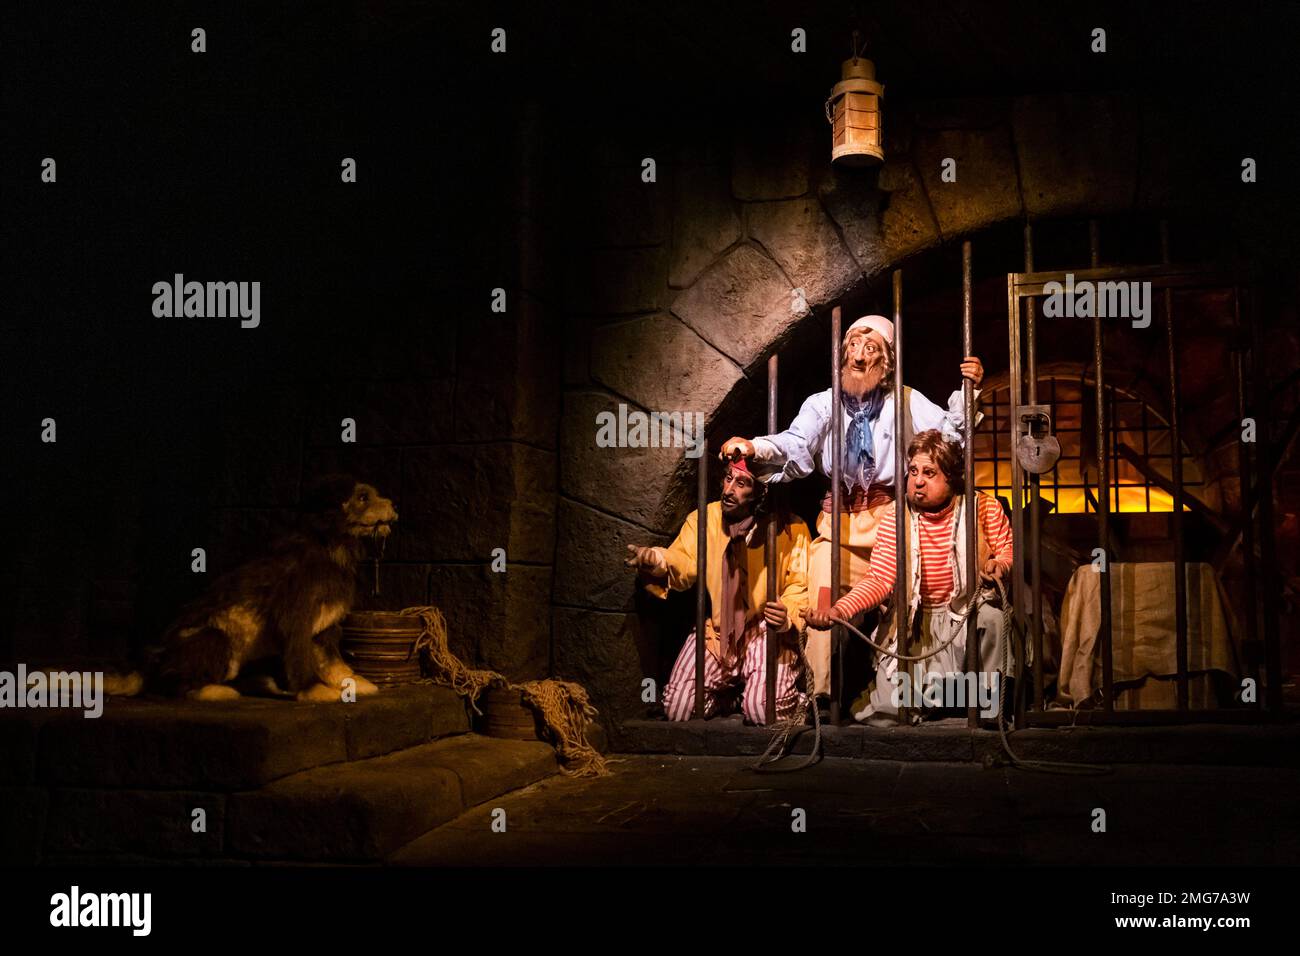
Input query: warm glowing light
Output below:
<box><xmin>973</xmin><ymin>379</ymin><xmax>1205</xmax><ymax>516</ymax></box>
<box><xmin>1034</xmin><ymin>486</ymin><xmax>1192</xmax><ymax>514</ymax></box>
<box><xmin>825</xmin><ymin>36</ymin><xmax>884</xmax><ymax>167</ymax></box>
<box><xmin>974</xmin><ymin>470</ymin><xmax>1194</xmax><ymax>514</ymax></box>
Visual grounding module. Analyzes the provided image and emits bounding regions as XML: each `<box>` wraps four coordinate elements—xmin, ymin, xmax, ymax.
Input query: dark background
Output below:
<box><xmin>4</xmin><ymin>1</ymin><xmax>1299</xmax><ymax>680</ymax></box>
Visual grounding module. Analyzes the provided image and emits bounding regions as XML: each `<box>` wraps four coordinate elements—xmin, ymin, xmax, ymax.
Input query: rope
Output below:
<box><xmin>838</xmin><ymin>593</ymin><xmax>980</xmax><ymax>662</ymax></box>
<box><xmin>399</xmin><ymin>606</ymin><xmax>610</xmax><ymax>777</ymax></box>
<box><xmin>751</xmin><ymin>580</ymin><xmax>984</xmax><ymax>771</ymax></box>
<box><xmin>752</xmin><ymin>626</ymin><xmax>822</xmax><ymax>773</ymax></box>
<box><xmin>751</xmin><ymin>573</ymin><xmax>980</xmax><ymax>772</ymax></box>
<box><xmin>517</xmin><ymin>679</ymin><xmax>610</xmax><ymax>778</ymax></box>
<box><xmin>402</xmin><ymin>606</ymin><xmax>499</xmax><ymax>711</ymax></box>
<box><xmin>826</xmin><ymin>581</ymin><xmax>1111</xmax><ymax>775</ymax></box>
<box><xmin>986</xmin><ymin>582</ymin><xmax>1112</xmax><ymax>776</ymax></box>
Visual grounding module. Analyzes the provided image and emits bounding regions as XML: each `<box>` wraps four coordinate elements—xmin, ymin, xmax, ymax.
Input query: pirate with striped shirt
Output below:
<box><xmin>805</xmin><ymin>430</ymin><xmax>1015</xmax><ymax>724</ymax></box>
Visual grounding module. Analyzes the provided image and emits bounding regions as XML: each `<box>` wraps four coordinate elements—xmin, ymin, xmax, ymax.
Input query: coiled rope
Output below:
<box><xmin>754</xmin><ymin>580</ymin><xmax>1111</xmax><ymax>775</ymax></box>
<box><xmin>752</xmin><ymin>625</ymin><xmax>822</xmax><ymax>773</ymax></box>
<box><xmin>400</xmin><ymin>606</ymin><xmax>610</xmax><ymax>777</ymax></box>
<box><xmin>752</xmin><ymin>581</ymin><xmax>986</xmax><ymax>772</ymax></box>
<box><xmin>983</xmin><ymin>583</ymin><xmax>1111</xmax><ymax>776</ymax></box>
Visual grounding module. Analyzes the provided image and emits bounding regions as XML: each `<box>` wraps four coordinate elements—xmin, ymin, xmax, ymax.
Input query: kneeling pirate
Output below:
<box><xmin>625</xmin><ymin>458</ymin><xmax>811</xmax><ymax>725</ymax></box>
<box><xmin>806</xmin><ymin>430</ymin><xmax>1014</xmax><ymax>723</ymax></box>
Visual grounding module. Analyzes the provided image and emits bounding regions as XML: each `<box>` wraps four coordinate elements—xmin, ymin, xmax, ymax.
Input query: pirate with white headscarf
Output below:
<box><xmin>720</xmin><ymin>315</ymin><xmax>983</xmax><ymax>701</ymax></box>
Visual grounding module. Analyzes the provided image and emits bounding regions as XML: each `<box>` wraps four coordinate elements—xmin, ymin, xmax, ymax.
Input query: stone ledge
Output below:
<box><xmin>974</xmin><ymin>724</ymin><xmax>1300</xmax><ymax>768</ymax></box>
<box><xmin>228</xmin><ymin>735</ymin><xmax>558</xmax><ymax>862</ymax></box>
<box><xmin>39</xmin><ymin>854</ymin><xmax>256</xmax><ymax>867</ymax></box>
<box><xmin>346</xmin><ymin>683</ymin><xmax>471</xmax><ymax>760</ymax></box>
<box><xmin>43</xmin><ymin>788</ymin><xmax>226</xmax><ymax>859</ymax></box>
<box><xmin>7</xmin><ymin>683</ymin><xmax>470</xmax><ymax>791</ymax></box>
<box><xmin>619</xmin><ymin>718</ymin><xmax>1300</xmax><ymax>766</ymax></box>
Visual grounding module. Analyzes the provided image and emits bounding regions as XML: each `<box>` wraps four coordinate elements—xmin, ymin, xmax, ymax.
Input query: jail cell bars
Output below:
<box><xmin>1006</xmin><ymin>219</ymin><xmax>1281</xmax><ymax>724</ymax></box>
<box><xmin>687</xmin><ymin>218</ymin><xmax>1280</xmax><ymax>728</ymax></box>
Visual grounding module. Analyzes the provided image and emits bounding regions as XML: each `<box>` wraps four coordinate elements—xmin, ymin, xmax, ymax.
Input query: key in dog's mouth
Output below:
<box><xmin>342</xmin><ymin>483</ymin><xmax>398</xmax><ymax>539</ymax></box>
<box><xmin>350</xmin><ymin>517</ymin><xmax>396</xmax><ymax>538</ymax></box>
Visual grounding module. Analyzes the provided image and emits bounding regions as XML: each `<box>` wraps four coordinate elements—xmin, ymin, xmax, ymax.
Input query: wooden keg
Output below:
<box><xmin>478</xmin><ymin>686</ymin><xmax>542</xmax><ymax>741</ymax></box>
<box><xmin>339</xmin><ymin>611</ymin><xmax>425</xmax><ymax>685</ymax></box>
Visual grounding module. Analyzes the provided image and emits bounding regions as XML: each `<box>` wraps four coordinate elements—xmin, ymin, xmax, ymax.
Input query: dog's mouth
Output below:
<box><xmin>350</xmin><ymin>517</ymin><xmax>397</xmax><ymax>538</ymax></box>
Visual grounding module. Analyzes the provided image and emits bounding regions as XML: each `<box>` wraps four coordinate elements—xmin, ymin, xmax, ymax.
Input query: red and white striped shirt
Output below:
<box><xmin>833</xmin><ymin>494</ymin><xmax>1014</xmax><ymax>617</ymax></box>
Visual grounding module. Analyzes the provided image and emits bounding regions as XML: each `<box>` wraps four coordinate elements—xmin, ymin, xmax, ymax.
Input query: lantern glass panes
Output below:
<box><xmin>827</xmin><ymin>57</ymin><xmax>884</xmax><ymax>167</ymax></box>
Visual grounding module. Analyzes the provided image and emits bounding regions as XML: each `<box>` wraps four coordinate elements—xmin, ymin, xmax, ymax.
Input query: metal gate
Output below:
<box><xmin>1006</xmin><ymin>219</ymin><xmax>1284</xmax><ymax>725</ymax></box>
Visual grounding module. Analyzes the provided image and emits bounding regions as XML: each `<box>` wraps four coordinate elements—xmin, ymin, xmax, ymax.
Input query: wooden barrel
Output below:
<box><xmin>478</xmin><ymin>686</ymin><xmax>542</xmax><ymax>741</ymax></box>
<box><xmin>339</xmin><ymin>611</ymin><xmax>424</xmax><ymax>685</ymax></box>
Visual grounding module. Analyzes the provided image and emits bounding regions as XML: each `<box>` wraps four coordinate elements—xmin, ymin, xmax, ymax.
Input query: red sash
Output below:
<box><xmin>821</xmin><ymin>483</ymin><xmax>894</xmax><ymax>514</ymax></box>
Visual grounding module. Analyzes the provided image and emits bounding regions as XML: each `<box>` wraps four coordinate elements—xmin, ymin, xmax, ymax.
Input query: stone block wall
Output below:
<box><xmin>202</xmin><ymin>99</ymin><xmax>562</xmax><ymax>685</ymax></box>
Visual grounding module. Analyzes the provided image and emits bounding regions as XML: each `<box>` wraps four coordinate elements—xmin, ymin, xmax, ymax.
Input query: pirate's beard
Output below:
<box><xmin>842</xmin><ymin>360</ymin><xmax>887</xmax><ymax>400</ymax></box>
<box><xmin>720</xmin><ymin>488</ymin><xmax>760</xmax><ymax>523</ymax></box>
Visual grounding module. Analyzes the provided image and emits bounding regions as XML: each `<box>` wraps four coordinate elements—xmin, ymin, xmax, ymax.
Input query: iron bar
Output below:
<box><xmin>1003</xmin><ymin>264</ymin><xmax>1237</xmax><ymax>297</ymax></box>
<box><xmin>1090</xmin><ymin>220</ymin><xmax>1114</xmax><ymax>712</ymax></box>
<box><xmin>1114</xmin><ymin>444</ymin><xmax>1226</xmax><ymax>532</ymax></box>
<box><xmin>1232</xmin><ymin>287</ymin><xmax>1261</xmax><ymax>694</ymax></box>
<box><xmin>830</xmin><ymin>305</ymin><xmax>843</xmax><ymax>726</ymax></box>
<box><xmin>1248</xmin><ymin>285</ymin><xmax>1284</xmax><ymax>712</ymax></box>
<box><xmin>765</xmin><ymin>354</ymin><xmax>779</xmax><ymax>725</ymax></box>
<box><xmin>991</xmin><ymin>391</ymin><xmax>1001</xmax><ymax>500</ymax></box>
<box><xmin>1025</xmin><ymin>224</ymin><xmax>1043</xmax><ymax>720</ymax></box>
<box><xmin>1161</xmin><ymin>222</ymin><xmax>1189</xmax><ymax>710</ymax></box>
<box><xmin>1141</xmin><ymin>401</ymin><xmax>1151</xmax><ymax>512</ymax></box>
<box><xmin>1051</xmin><ymin>377</ymin><xmax>1060</xmax><ymax>508</ymax></box>
<box><xmin>893</xmin><ymin>269</ymin><xmax>909</xmax><ymax>725</ymax></box>
<box><xmin>1007</xmin><ymin>269</ymin><xmax>1026</xmax><ymax>725</ymax></box>
<box><xmin>962</xmin><ymin>241</ymin><xmax>979</xmax><ymax>728</ymax></box>
<box><xmin>1005</xmin><ymin>246</ymin><xmax>1260</xmax><ymax>721</ymax></box>
<box><xmin>1009</xmin><ymin>264</ymin><xmax>1236</xmax><ymax>297</ymax></box>
<box><xmin>695</xmin><ymin>448</ymin><xmax>708</xmax><ymax>719</ymax></box>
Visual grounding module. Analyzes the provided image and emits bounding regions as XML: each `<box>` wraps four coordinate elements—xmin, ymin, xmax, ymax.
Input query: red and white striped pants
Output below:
<box><xmin>662</xmin><ymin>622</ymin><xmax>805</xmax><ymax>725</ymax></box>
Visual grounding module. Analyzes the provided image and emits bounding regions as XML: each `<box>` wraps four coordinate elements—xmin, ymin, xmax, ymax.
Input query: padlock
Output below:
<box><xmin>1016</xmin><ymin>433</ymin><xmax>1062</xmax><ymax>474</ymax></box>
<box><xmin>1016</xmin><ymin>406</ymin><xmax>1061</xmax><ymax>475</ymax></box>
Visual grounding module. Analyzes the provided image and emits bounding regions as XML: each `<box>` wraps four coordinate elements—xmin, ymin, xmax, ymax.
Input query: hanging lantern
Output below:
<box><xmin>825</xmin><ymin>31</ymin><xmax>884</xmax><ymax>167</ymax></box>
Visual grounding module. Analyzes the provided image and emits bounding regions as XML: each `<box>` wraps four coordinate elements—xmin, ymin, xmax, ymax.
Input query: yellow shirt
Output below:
<box><xmin>644</xmin><ymin>502</ymin><xmax>810</xmax><ymax>649</ymax></box>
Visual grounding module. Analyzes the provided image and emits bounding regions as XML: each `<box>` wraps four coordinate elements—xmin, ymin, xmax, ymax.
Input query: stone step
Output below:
<box><xmin>24</xmin><ymin>734</ymin><xmax>558</xmax><ymax>865</ymax></box>
<box><xmin>225</xmin><ymin>734</ymin><xmax>558</xmax><ymax>862</ymax></box>
<box><xmin>619</xmin><ymin>717</ymin><xmax>1300</xmax><ymax>767</ymax></box>
<box><xmin>0</xmin><ymin>682</ymin><xmax>470</xmax><ymax>791</ymax></box>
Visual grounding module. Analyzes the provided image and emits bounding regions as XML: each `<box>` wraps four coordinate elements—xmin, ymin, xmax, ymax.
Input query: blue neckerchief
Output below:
<box><xmin>842</xmin><ymin>388</ymin><xmax>886</xmax><ymax>491</ymax></box>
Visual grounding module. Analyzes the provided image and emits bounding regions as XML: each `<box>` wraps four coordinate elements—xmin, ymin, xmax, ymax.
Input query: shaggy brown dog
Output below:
<box><xmin>154</xmin><ymin>474</ymin><xmax>398</xmax><ymax>701</ymax></box>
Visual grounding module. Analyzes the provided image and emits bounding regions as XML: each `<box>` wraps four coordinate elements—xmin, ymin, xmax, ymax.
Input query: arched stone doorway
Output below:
<box><xmin>553</xmin><ymin>92</ymin><xmax>1296</xmax><ymax>738</ymax></box>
